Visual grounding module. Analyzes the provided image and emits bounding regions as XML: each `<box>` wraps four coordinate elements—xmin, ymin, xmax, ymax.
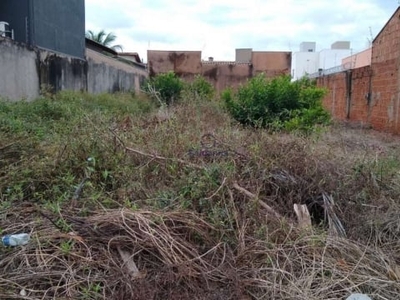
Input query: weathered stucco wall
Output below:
<box><xmin>202</xmin><ymin>63</ymin><xmax>252</xmax><ymax>91</ymax></box>
<box><xmin>147</xmin><ymin>50</ymin><xmax>291</xmax><ymax>92</ymax></box>
<box><xmin>39</xmin><ymin>51</ymin><xmax>87</xmax><ymax>93</ymax></box>
<box><xmin>0</xmin><ymin>38</ymin><xmax>40</xmax><ymax>100</ymax></box>
<box><xmin>86</xmin><ymin>49</ymin><xmax>147</xmax><ymax>94</ymax></box>
<box><xmin>147</xmin><ymin>50</ymin><xmax>202</xmax><ymax>79</ymax></box>
<box><xmin>0</xmin><ymin>38</ymin><xmax>148</xmax><ymax>101</ymax></box>
<box><xmin>251</xmin><ymin>51</ymin><xmax>291</xmax><ymax>76</ymax></box>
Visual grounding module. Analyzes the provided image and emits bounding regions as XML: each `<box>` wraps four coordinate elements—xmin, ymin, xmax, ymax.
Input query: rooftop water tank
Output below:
<box><xmin>0</xmin><ymin>21</ymin><xmax>12</xmax><ymax>38</ymax></box>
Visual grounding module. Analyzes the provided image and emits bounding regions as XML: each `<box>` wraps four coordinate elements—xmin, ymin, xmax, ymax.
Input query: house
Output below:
<box><xmin>291</xmin><ymin>41</ymin><xmax>352</xmax><ymax>80</ymax></box>
<box><xmin>0</xmin><ymin>0</ymin><xmax>85</xmax><ymax>58</ymax></box>
<box><xmin>341</xmin><ymin>48</ymin><xmax>372</xmax><ymax>69</ymax></box>
<box><xmin>147</xmin><ymin>48</ymin><xmax>291</xmax><ymax>92</ymax></box>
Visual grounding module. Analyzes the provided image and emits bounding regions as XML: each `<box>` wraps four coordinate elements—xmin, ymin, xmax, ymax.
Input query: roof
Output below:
<box><xmin>85</xmin><ymin>38</ymin><xmax>118</xmax><ymax>56</ymax></box>
<box><xmin>118</xmin><ymin>52</ymin><xmax>141</xmax><ymax>63</ymax></box>
<box><xmin>372</xmin><ymin>6</ymin><xmax>400</xmax><ymax>43</ymax></box>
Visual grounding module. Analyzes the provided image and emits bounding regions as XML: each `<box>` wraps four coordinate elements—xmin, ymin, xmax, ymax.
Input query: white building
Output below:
<box><xmin>291</xmin><ymin>41</ymin><xmax>352</xmax><ymax>80</ymax></box>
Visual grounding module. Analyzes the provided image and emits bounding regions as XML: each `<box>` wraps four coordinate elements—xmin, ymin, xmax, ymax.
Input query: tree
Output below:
<box><xmin>85</xmin><ymin>30</ymin><xmax>123</xmax><ymax>52</ymax></box>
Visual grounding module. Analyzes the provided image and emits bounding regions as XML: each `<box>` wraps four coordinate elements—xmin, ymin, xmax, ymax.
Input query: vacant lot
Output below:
<box><xmin>1</xmin><ymin>92</ymin><xmax>400</xmax><ymax>299</ymax></box>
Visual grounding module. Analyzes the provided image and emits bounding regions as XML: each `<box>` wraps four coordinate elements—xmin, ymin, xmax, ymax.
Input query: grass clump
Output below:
<box><xmin>144</xmin><ymin>73</ymin><xmax>216</xmax><ymax>106</ymax></box>
<box><xmin>223</xmin><ymin>74</ymin><xmax>330</xmax><ymax>132</ymax></box>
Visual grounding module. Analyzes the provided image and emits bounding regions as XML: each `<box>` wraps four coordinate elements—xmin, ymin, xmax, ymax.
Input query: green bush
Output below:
<box><xmin>143</xmin><ymin>72</ymin><xmax>184</xmax><ymax>105</ymax></box>
<box><xmin>183</xmin><ymin>75</ymin><xmax>215</xmax><ymax>100</ymax></box>
<box><xmin>222</xmin><ymin>74</ymin><xmax>330</xmax><ymax>132</ymax></box>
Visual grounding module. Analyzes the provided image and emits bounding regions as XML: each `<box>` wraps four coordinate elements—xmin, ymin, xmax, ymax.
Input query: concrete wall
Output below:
<box><xmin>251</xmin><ymin>51</ymin><xmax>291</xmax><ymax>76</ymax></box>
<box><xmin>147</xmin><ymin>50</ymin><xmax>202</xmax><ymax>79</ymax></box>
<box><xmin>235</xmin><ymin>48</ymin><xmax>252</xmax><ymax>62</ymax></box>
<box><xmin>0</xmin><ymin>37</ymin><xmax>148</xmax><ymax>101</ymax></box>
<box><xmin>148</xmin><ymin>50</ymin><xmax>291</xmax><ymax>92</ymax></box>
<box><xmin>0</xmin><ymin>38</ymin><xmax>39</xmax><ymax>100</ymax></box>
<box><xmin>342</xmin><ymin>48</ymin><xmax>372</xmax><ymax>69</ymax></box>
<box><xmin>202</xmin><ymin>62</ymin><xmax>252</xmax><ymax>91</ymax></box>
<box><xmin>87</xmin><ymin>49</ymin><xmax>147</xmax><ymax>94</ymax></box>
<box><xmin>39</xmin><ymin>50</ymin><xmax>87</xmax><ymax>93</ymax></box>
<box><xmin>291</xmin><ymin>51</ymin><xmax>320</xmax><ymax>80</ymax></box>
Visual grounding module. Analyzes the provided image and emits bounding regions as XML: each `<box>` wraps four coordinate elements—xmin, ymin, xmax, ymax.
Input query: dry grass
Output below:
<box><xmin>1</xmin><ymin>92</ymin><xmax>400</xmax><ymax>299</ymax></box>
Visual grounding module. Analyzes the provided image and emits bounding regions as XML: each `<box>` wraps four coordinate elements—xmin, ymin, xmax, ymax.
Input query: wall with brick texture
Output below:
<box><xmin>317</xmin><ymin>72</ymin><xmax>347</xmax><ymax>120</ymax></box>
<box><xmin>317</xmin><ymin>7</ymin><xmax>400</xmax><ymax>134</ymax></box>
<box><xmin>370</xmin><ymin>7</ymin><xmax>400</xmax><ymax>133</ymax></box>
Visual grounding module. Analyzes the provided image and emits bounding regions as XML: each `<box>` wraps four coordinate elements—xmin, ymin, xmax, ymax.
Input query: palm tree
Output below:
<box><xmin>85</xmin><ymin>30</ymin><xmax>123</xmax><ymax>52</ymax></box>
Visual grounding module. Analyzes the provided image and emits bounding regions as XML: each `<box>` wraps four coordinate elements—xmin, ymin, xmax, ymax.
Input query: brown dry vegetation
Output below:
<box><xmin>1</xmin><ymin>92</ymin><xmax>400</xmax><ymax>299</ymax></box>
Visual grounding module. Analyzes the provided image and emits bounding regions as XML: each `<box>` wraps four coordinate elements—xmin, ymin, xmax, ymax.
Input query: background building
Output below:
<box><xmin>291</xmin><ymin>41</ymin><xmax>352</xmax><ymax>80</ymax></box>
<box><xmin>0</xmin><ymin>0</ymin><xmax>85</xmax><ymax>58</ymax></box>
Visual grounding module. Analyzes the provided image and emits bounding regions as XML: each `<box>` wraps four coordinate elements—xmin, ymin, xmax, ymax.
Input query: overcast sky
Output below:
<box><xmin>85</xmin><ymin>0</ymin><xmax>399</xmax><ymax>62</ymax></box>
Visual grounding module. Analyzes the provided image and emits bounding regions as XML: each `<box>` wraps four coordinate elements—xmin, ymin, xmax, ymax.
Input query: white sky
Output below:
<box><xmin>85</xmin><ymin>0</ymin><xmax>399</xmax><ymax>62</ymax></box>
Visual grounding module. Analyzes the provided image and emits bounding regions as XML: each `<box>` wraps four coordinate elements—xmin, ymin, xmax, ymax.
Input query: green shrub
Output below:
<box><xmin>143</xmin><ymin>72</ymin><xmax>184</xmax><ymax>105</ymax></box>
<box><xmin>222</xmin><ymin>74</ymin><xmax>330</xmax><ymax>132</ymax></box>
<box><xmin>183</xmin><ymin>75</ymin><xmax>215</xmax><ymax>100</ymax></box>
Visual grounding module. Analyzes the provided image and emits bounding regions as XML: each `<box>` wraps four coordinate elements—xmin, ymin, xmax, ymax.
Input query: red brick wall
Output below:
<box><xmin>370</xmin><ymin>8</ymin><xmax>400</xmax><ymax>133</ymax></box>
<box><xmin>349</xmin><ymin>67</ymin><xmax>372</xmax><ymax>123</ymax></box>
<box><xmin>317</xmin><ymin>8</ymin><xmax>400</xmax><ymax>134</ymax></box>
<box><xmin>317</xmin><ymin>67</ymin><xmax>373</xmax><ymax>127</ymax></box>
<box><xmin>317</xmin><ymin>72</ymin><xmax>348</xmax><ymax>120</ymax></box>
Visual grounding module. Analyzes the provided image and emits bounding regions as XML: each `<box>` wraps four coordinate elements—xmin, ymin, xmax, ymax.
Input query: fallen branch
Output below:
<box><xmin>125</xmin><ymin>146</ymin><xmax>206</xmax><ymax>170</ymax></box>
<box><xmin>232</xmin><ymin>182</ymin><xmax>283</xmax><ymax>219</ymax></box>
<box><xmin>205</xmin><ymin>177</ymin><xmax>227</xmax><ymax>200</ymax></box>
<box><xmin>0</xmin><ymin>142</ymin><xmax>15</xmax><ymax>151</ymax></box>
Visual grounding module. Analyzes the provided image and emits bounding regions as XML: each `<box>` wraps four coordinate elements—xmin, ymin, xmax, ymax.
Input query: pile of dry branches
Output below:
<box><xmin>1</xmin><ymin>206</ymin><xmax>400</xmax><ymax>299</ymax></box>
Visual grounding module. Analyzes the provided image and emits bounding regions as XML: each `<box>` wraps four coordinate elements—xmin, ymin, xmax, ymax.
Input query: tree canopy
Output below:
<box><xmin>85</xmin><ymin>30</ymin><xmax>123</xmax><ymax>52</ymax></box>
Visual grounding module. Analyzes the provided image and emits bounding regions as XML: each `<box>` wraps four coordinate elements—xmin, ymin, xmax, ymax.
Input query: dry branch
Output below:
<box><xmin>232</xmin><ymin>182</ymin><xmax>283</xmax><ymax>219</ymax></box>
<box><xmin>125</xmin><ymin>146</ymin><xmax>206</xmax><ymax>170</ymax></box>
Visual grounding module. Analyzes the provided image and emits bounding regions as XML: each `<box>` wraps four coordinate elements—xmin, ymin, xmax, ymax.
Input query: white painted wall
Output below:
<box><xmin>318</xmin><ymin>49</ymin><xmax>352</xmax><ymax>70</ymax></box>
<box><xmin>291</xmin><ymin>52</ymin><xmax>319</xmax><ymax>80</ymax></box>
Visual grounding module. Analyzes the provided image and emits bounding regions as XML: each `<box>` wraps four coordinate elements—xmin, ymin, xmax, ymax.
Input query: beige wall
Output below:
<box><xmin>251</xmin><ymin>51</ymin><xmax>291</xmax><ymax>75</ymax></box>
<box><xmin>202</xmin><ymin>62</ymin><xmax>252</xmax><ymax>91</ymax></box>
<box><xmin>147</xmin><ymin>49</ymin><xmax>292</xmax><ymax>92</ymax></box>
<box><xmin>342</xmin><ymin>48</ymin><xmax>372</xmax><ymax>68</ymax></box>
<box><xmin>147</xmin><ymin>50</ymin><xmax>201</xmax><ymax>79</ymax></box>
